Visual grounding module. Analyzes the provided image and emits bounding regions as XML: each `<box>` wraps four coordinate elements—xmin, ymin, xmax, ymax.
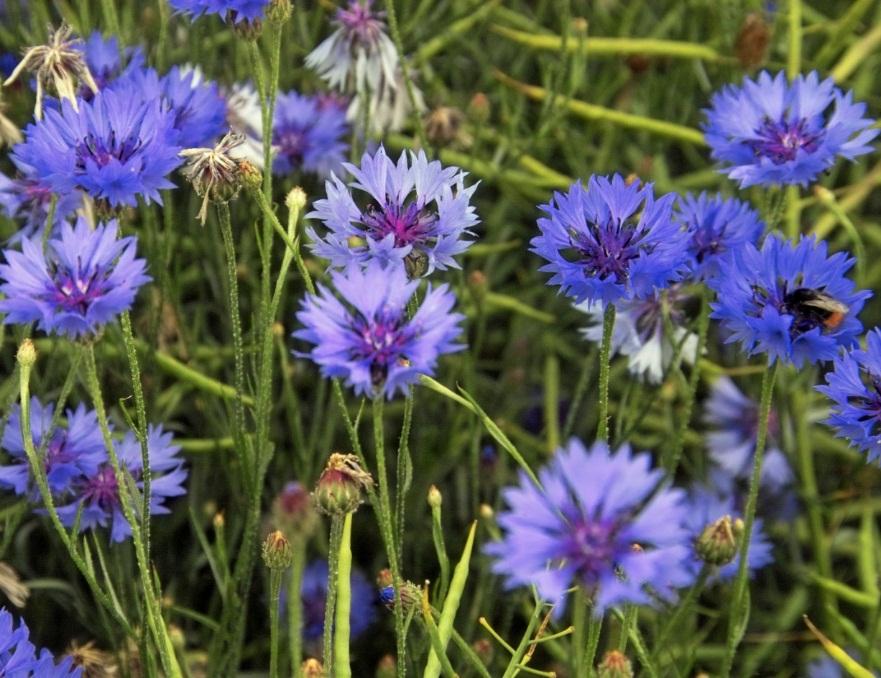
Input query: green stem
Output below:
<box><xmin>334</xmin><ymin>512</ymin><xmax>354</xmax><ymax>678</ymax></box>
<box><xmin>269</xmin><ymin>567</ymin><xmax>283</xmax><ymax>678</ymax></box>
<box><xmin>596</xmin><ymin>304</ymin><xmax>616</xmax><ymax>443</ymax></box>
<box><xmin>721</xmin><ymin>361</ymin><xmax>780</xmax><ymax>677</ymax></box>
<box><xmin>654</xmin><ymin>566</ymin><xmax>710</xmax><ymax>657</ymax></box>
<box><xmin>324</xmin><ymin>516</ymin><xmax>344</xmax><ymax>671</ymax></box>
<box><xmin>664</xmin><ymin>288</ymin><xmax>711</xmax><ymax>473</ymax></box>
<box><xmin>288</xmin><ymin>543</ymin><xmax>306</xmax><ymax>671</ymax></box>
<box><xmin>788</xmin><ymin>0</ymin><xmax>802</xmax><ymax>79</ymax></box>
<box><xmin>372</xmin><ymin>397</ymin><xmax>406</xmax><ymax>677</ymax></box>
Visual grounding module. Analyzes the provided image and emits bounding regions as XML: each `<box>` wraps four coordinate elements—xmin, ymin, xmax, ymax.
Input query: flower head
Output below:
<box><xmin>272</xmin><ymin>90</ymin><xmax>349</xmax><ymax>177</ymax></box>
<box><xmin>0</xmin><ymin>397</ymin><xmax>105</xmax><ymax>497</ymax></box>
<box><xmin>0</xmin><ymin>217</ymin><xmax>151</xmax><ymax>338</ymax></box>
<box><xmin>180</xmin><ymin>131</ymin><xmax>248</xmax><ymax>223</ymax></box>
<box><xmin>675</xmin><ymin>192</ymin><xmax>765</xmax><ymax>279</ymax></box>
<box><xmin>708</xmin><ymin>234</ymin><xmax>869</xmax><ymax>366</ymax></box>
<box><xmin>531</xmin><ymin>175</ymin><xmax>688</xmax><ymax>306</ymax></box>
<box><xmin>683</xmin><ymin>486</ymin><xmax>773</xmax><ymax>581</ymax></box>
<box><xmin>818</xmin><ymin>328</ymin><xmax>881</xmax><ymax>464</ymax></box>
<box><xmin>703</xmin><ymin>71</ymin><xmax>878</xmax><ymax>187</ymax></box>
<box><xmin>308</xmin><ymin>147</ymin><xmax>478</xmax><ymax>275</ymax></box>
<box><xmin>578</xmin><ymin>286</ymin><xmax>698</xmax><ymax>384</ymax></box>
<box><xmin>11</xmin><ymin>87</ymin><xmax>183</xmax><ymax>207</ymax></box>
<box><xmin>3</xmin><ymin>24</ymin><xmax>97</xmax><ymax>119</ymax></box>
<box><xmin>306</xmin><ymin>0</ymin><xmax>398</xmax><ymax>95</ymax></box>
<box><xmin>0</xmin><ymin>607</ymin><xmax>82</xmax><ymax>676</ymax></box>
<box><xmin>286</xmin><ymin>559</ymin><xmax>376</xmax><ymax>642</ymax></box>
<box><xmin>169</xmin><ymin>0</ymin><xmax>270</xmax><ymax>24</ymax></box>
<box><xmin>485</xmin><ymin>438</ymin><xmax>694</xmax><ymax>617</ymax></box>
<box><xmin>0</xmin><ymin>161</ymin><xmax>82</xmax><ymax>241</ymax></box>
<box><xmin>703</xmin><ymin>376</ymin><xmax>793</xmax><ymax>497</ymax></box>
<box><xmin>294</xmin><ymin>261</ymin><xmax>464</xmax><ymax>399</ymax></box>
<box><xmin>56</xmin><ymin>424</ymin><xmax>187</xmax><ymax>543</ymax></box>
<box><xmin>346</xmin><ymin>66</ymin><xmax>426</xmax><ymax>135</ymax></box>
<box><xmin>0</xmin><ymin>88</ymin><xmax>21</xmax><ymax>147</ymax></box>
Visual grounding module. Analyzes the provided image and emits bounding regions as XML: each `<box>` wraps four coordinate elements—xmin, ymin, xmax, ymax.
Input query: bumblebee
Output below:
<box><xmin>785</xmin><ymin>287</ymin><xmax>849</xmax><ymax>330</ymax></box>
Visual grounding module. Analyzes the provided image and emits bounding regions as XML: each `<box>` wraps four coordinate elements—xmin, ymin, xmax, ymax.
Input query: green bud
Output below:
<box><xmin>16</xmin><ymin>339</ymin><xmax>36</xmax><ymax>368</ymax></box>
<box><xmin>299</xmin><ymin>658</ymin><xmax>325</xmax><ymax>677</ymax></box>
<box><xmin>237</xmin><ymin>159</ymin><xmax>263</xmax><ymax>192</ymax></box>
<box><xmin>427</xmin><ymin>484</ymin><xmax>442</xmax><ymax>509</ymax></box>
<box><xmin>375</xmin><ymin>654</ymin><xmax>396</xmax><ymax>678</ymax></box>
<box><xmin>285</xmin><ymin>186</ymin><xmax>308</xmax><ymax>212</ymax></box>
<box><xmin>267</xmin><ymin>0</ymin><xmax>293</xmax><ymax>23</ymax></box>
<box><xmin>261</xmin><ymin>530</ymin><xmax>294</xmax><ymax>570</ymax></box>
<box><xmin>695</xmin><ymin>515</ymin><xmax>743</xmax><ymax>566</ymax></box>
<box><xmin>314</xmin><ymin>453</ymin><xmax>373</xmax><ymax>516</ymax></box>
<box><xmin>597</xmin><ymin>650</ymin><xmax>634</xmax><ymax>678</ymax></box>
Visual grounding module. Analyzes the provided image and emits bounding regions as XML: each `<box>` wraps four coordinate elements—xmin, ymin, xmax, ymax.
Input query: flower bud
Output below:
<box><xmin>17</xmin><ymin>339</ymin><xmax>36</xmax><ymax>368</ymax></box>
<box><xmin>467</xmin><ymin>270</ymin><xmax>489</xmax><ymax>304</ymax></box>
<box><xmin>468</xmin><ymin>92</ymin><xmax>490</xmax><ymax>123</ymax></box>
<box><xmin>299</xmin><ymin>658</ymin><xmax>325</xmax><ymax>677</ymax></box>
<box><xmin>424</xmin><ymin>106</ymin><xmax>464</xmax><ymax>147</ymax></box>
<box><xmin>285</xmin><ymin>186</ymin><xmax>308</xmax><ymax>212</ymax></box>
<box><xmin>262</xmin><ymin>530</ymin><xmax>294</xmax><ymax>570</ymax></box>
<box><xmin>378</xmin><ymin>582</ymin><xmax>420</xmax><ymax>612</ymax></box>
<box><xmin>734</xmin><ymin>13</ymin><xmax>770</xmax><ymax>70</ymax></box>
<box><xmin>479</xmin><ymin>504</ymin><xmax>494</xmax><ymax>521</ymax></box>
<box><xmin>238</xmin><ymin>159</ymin><xmax>263</xmax><ymax>192</ymax></box>
<box><xmin>472</xmin><ymin>638</ymin><xmax>494</xmax><ymax>665</ymax></box>
<box><xmin>314</xmin><ymin>453</ymin><xmax>373</xmax><ymax>516</ymax></box>
<box><xmin>230</xmin><ymin>16</ymin><xmax>263</xmax><ymax>40</ymax></box>
<box><xmin>375</xmin><ymin>654</ymin><xmax>396</xmax><ymax>678</ymax></box>
<box><xmin>695</xmin><ymin>515</ymin><xmax>743</xmax><ymax>566</ymax></box>
<box><xmin>427</xmin><ymin>485</ymin><xmax>442</xmax><ymax>509</ymax></box>
<box><xmin>597</xmin><ymin>650</ymin><xmax>633</xmax><ymax>678</ymax></box>
<box><xmin>272</xmin><ymin>481</ymin><xmax>318</xmax><ymax>541</ymax></box>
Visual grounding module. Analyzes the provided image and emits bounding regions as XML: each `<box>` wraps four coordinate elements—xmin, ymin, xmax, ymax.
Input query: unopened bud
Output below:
<box><xmin>16</xmin><ymin>339</ymin><xmax>36</xmax><ymax>368</ymax></box>
<box><xmin>734</xmin><ymin>13</ymin><xmax>770</xmax><ymax>70</ymax></box>
<box><xmin>230</xmin><ymin>16</ymin><xmax>263</xmax><ymax>40</ymax></box>
<box><xmin>375</xmin><ymin>654</ymin><xmax>396</xmax><ymax>678</ymax></box>
<box><xmin>285</xmin><ymin>186</ymin><xmax>308</xmax><ymax>211</ymax></box>
<box><xmin>213</xmin><ymin>512</ymin><xmax>225</xmax><ymax>530</ymax></box>
<box><xmin>272</xmin><ymin>481</ymin><xmax>317</xmax><ymax>540</ymax></box>
<box><xmin>467</xmin><ymin>270</ymin><xmax>489</xmax><ymax>303</ymax></box>
<box><xmin>427</xmin><ymin>485</ymin><xmax>442</xmax><ymax>509</ymax></box>
<box><xmin>571</xmin><ymin>17</ymin><xmax>588</xmax><ymax>35</ymax></box>
<box><xmin>424</xmin><ymin>106</ymin><xmax>464</xmax><ymax>147</ymax></box>
<box><xmin>262</xmin><ymin>530</ymin><xmax>294</xmax><ymax>570</ymax></box>
<box><xmin>314</xmin><ymin>453</ymin><xmax>373</xmax><ymax>515</ymax></box>
<box><xmin>813</xmin><ymin>185</ymin><xmax>835</xmax><ymax>205</ymax></box>
<box><xmin>237</xmin><ymin>159</ymin><xmax>263</xmax><ymax>191</ymax></box>
<box><xmin>695</xmin><ymin>515</ymin><xmax>743</xmax><ymax>566</ymax></box>
<box><xmin>468</xmin><ymin>92</ymin><xmax>490</xmax><ymax>123</ymax></box>
<box><xmin>378</xmin><ymin>581</ymin><xmax>420</xmax><ymax>612</ymax></box>
<box><xmin>299</xmin><ymin>658</ymin><xmax>325</xmax><ymax>677</ymax></box>
<box><xmin>479</xmin><ymin>504</ymin><xmax>494</xmax><ymax>521</ymax></box>
<box><xmin>472</xmin><ymin>638</ymin><xmax>494</xmax><ymax>665</ymax></box>
<box><xmin>597</xmin><ymin>650</ymin><xmax>633</xmax><ymax>678</ymax></box>
<box><xmin>267</xmin><ymin>0</ymin><xmax>293</xmax><ymax>23</ymax></box>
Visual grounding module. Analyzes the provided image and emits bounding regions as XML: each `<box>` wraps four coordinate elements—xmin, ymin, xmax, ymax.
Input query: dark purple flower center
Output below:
<box><xmin>562</xmin><ymin>516</ymin><xmax>621</xmax><ymax>583</ymax></box>
<box><xmin>690</xmin><ymin>224</ymin><xmax>725</xmax><ymax>263</ymax></box>
<box><xmin>361</xmin><ymin>202</ymin><xmax>437</xmax><ymax>249</ymax></box>
<box><xmin>75</xmin><ymin>131</ymin><xmax>144</xmax><ymax>170</ymax></box>
<box><xmin>352</xmin><ymin>310</ymin><xmax>411</xmax><ymax>385</ymax></box>
<box><xmin>626</xmin><ymin>288</ymin><xmax>688</xmax><ymax>343</ymax></box>
<box><xmin>569</xmin><ymin>220</ymin><xmax>648</xmax><ymax>284</ymax></box>
<box><xmin>275</xmin><ymin>129</ymin><xmax>308</xmax><ymax>164</ymax></box>
<box><xmin>748</xmin><ymin>117</ymin><xmax>823</xmax><ymax>164</ymax></box>
<box><xmin>337</xmin><ymin>0</ymin><xmax>385</xmax><ymax>45</ymax></box>
<box><xmin>81</xmin><ymin>465</ymin><xmax>119</xmax><ymax>510</ymax></box>
<box><xmin>46</xmin><ymin>263</ymin><xmax>110</xmax><ymax>314</ymax></box>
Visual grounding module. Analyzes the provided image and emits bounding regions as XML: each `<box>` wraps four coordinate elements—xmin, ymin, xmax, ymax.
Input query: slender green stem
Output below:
<box><xmin>382</xmin><ymin>0</ymin><xmax>428</xmax><ymax>148</ymax></box>
<box><xmin>324</xmin><ymin>517</ymin><xmax>344</xmax><ymax>671</ymax></box>
<box><xmin>395</xmin><ymin>393</ymin><xmax>414</xmax><ymax>568</ymax></box>
<box><xmin>596</xmin><ymin>304</ymin><xmax>616</xmax><ymax>443</ymax></box>
<box><xmin>665</xmin><ymin>288</ymin><xmax>711</xmax><ymax>473</ymax></box>
<box><xmin>372</xmin><ymin>397</ymin><xmax>406</xmax><ymax>677</ymax></box>
<box><xmin>334</xmin><ymin>512</ymin><xmax>354</xmax><ymax>678</ymax></box>
<box><xmin>572</xmin><ymin>591</ymin><xmax>586</xmax><ymax>675</ymax></box>
<box><xmin>269</xmin><ymin>567</ymin><xmax>283</xmax><ymax>678</ymax></box>
<box><xmin>654</xmin><ymin>567</ymin><xmax>710</xmax><ymax>658</ymax></box>
<box><xmin>788</xmin><ymin>0</ymin><xmax>802</xmax><ymax>79</ymax></box>
<box><xmin>721</xmin><ymin>361</ymin><xmax>780</xmax><ymax>677</ymax></box>
<box><xmin>16</xmin><ymin>347</ymin><xmax>133</xmax><ymax>636</ymax></box>
<box><xmin>83</xmin><ymin>344</ymin><xmax>181</xmax><ymax>677</ymax></box>
<box><xmin>289</xmin><ymin>544</ymin><xmax>306</xmax><ymax>670</ymax></box>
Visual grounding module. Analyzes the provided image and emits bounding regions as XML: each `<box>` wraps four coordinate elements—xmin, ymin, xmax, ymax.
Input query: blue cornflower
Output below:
<box><xmin>578</xmin><ymin>286</ymin><xmax>698</xmax><ymax>384</ymax></box>
<box><xmin>0</xmin><ymin>607</ymin><xmax>82</xmax><ymax>676</ymax></box>
<box><xmin>77</xmin><ymin>31</ymin><xmax>144</xmax><ymax>93</ymax></box>
<box><xmin>287</xmin><ymin>559</ymin><xmax>376</xmax><ymax>641</ymax></box>
<box><xmin>169</xmin><ymin>0</ymin><xmax>269</xmax><ymax>23</ymax></box>
<box><xmin>675</xmin><ymin>192</ymin><xmax>765</xmax><ymax>280</ymax></box>
<box><xmin>11</xmin><ymin>87</ymin><xmax>182</xmax><ymax>207</ymax></box>
<box><xmin>485</xmin><ymin>438</ymin><xmax>694</xmax><ymax>617</ymax></box>
<box><xmin>307</xmin><ymin>147</ymin><xmax>478</xmax><ymax>275</ymax></box>
<box><xmin>113</xmin><ymin>65</ymin><xmax>227</xmax><ymax>147</ymax></box>
<box><xmin>56</xmin><ymin>424</ymin><xmax>187</xmax><ymax>543</ymax></box>
<box><xmin>708</xmin><ymin>234</ymin><xmax>869</xmax><ymax>366</ymax></box>
<box><xmin>703</xmin><ymin>71</ymin><xmax>877</xmax><ymax>188</ymax></box>
<box><xmin>0</xmin><ymin>217</ymin><xmax>151</xmax><ymax>338</ymax></box>
<box><xmin>683</xmin><ymin>486</ymin><xmax>773</xmax><ymax>581</ymax></box>
<box><xmin>294</xmin><ymin>261</ymin><xmax>464</xmax><ymax>399</ymax></box>
<box><xmin>531</xmin><ymin>175</ymin><xmax>688</xmax><ymax>306</ymax></box>
<box><xmin>0</xmin><ymin>397</ymin><xmax>105</xmax><ymax>497</ymax></box>
<box><xmin>0</xmin><ymin>161</ymin><xmax>82</xmax><ymax>241</ymax></box>
<box><xmin>272</xmin><ymin>90</ymin><xmax>348</xmax><ymax>178</ymax></box>
<box><xmin>703</xmin><ymin>376</ymin><xmax>795</xmax><ymax>510</ymax></box>
<box><xmin>817</xmin><ymin>328</ymin><xmax>881</xmax><ymax>463</ymax></box>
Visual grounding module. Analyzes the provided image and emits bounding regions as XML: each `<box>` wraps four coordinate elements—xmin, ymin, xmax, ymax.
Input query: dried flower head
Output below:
<box><xmin>66</xmin><ymin>640</ymin><xmax>118</xmax><ymax>677</ymax></box>
<box><xmin>0</xmin><ymin>91</ymin><xmax>21</xmax><ymax>147</ymax></box>
<box><xmin>180</xmin><ymin>131</ymin><xmax>247</xmax><ymax>224</ymax></box>
<box><xmin>0</xmin><ymin>563</ymin><xmax>29</xmax><ymax>608</ymax></box>
<box><xmin>314</xmin><ymin>453</ymin><xmax>374</xmax><ymax>515</ymax></box>
<box><xmin>4</xmin><ymin>24</ymin><xmax>98</xmax><ymax>119</ymax></box>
